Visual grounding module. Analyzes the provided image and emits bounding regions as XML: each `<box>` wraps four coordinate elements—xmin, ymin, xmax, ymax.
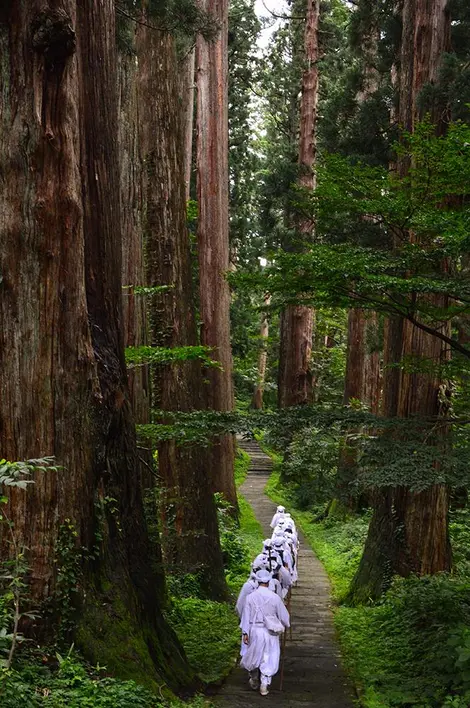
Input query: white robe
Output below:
<box><xmin>278</xmin><ymin>566</ymin><xmax>292</xmax><ymax>597</ymax></box>
<box><xmin>240</xmin><ymin>587</ymin><xmax>290</xmax><ymax>682</ymax></box>
<box><xmin>236</xmin><ymin>578</ymin><xmax>257</xmax><ymax>617</ymax></box>
<box><xmin>270</xmin><ymin>511</ymin><xmax>285</xmax><ymax>529</ymax></box>
<box><xmin>268</xmin><ymin>577</ymin><xmax>283</xmax><ymax>598</ymax></box>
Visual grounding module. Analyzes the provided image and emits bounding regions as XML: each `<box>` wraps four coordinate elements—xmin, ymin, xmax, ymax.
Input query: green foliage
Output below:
<box><xmin>125</xmin><ymin>345</ymin><xmax>219</xmax><ymax>369</ymax></box>
<box><xmin>234</xmin><ymin>447</ymin><xmax>250</xmax><ymax>486</ymax></box>
<box><xmin>281</xmin><ymin>426</ymin><xmax>341</xmax><ymax>510</ymax></box>
<box><xmin>0</xmin><ymin>652</ymin><xmax>212</xmax><ymax>707</ymax></box>
<box><xmin>115</xmin><ymin>0</ymin><xmax>219</xmax><ymax>53</ymax></box>
<box><xmin>53</xmin><ymin>520</ymin><xmax>83</xmax><ymax>640</ymax></box>
<box><xmin>123</xmin><ymin>285</ymin><xmax>173</xmax><ymax>296</ymax></box>
<box><xmin>266</xmin><ymin>455</ymin><xmax>470</xmax><ymax>707</ymax></box>
<box><xmin>165</xmin><ymin>598</ymin><xmax>239</xmax><ymax>684</ymax></box>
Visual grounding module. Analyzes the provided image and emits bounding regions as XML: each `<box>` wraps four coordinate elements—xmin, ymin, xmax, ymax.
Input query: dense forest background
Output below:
<box><xmin>2</xmin><ymin>0</ymin><xmax>470</xmax><ymax>706</ymax></box>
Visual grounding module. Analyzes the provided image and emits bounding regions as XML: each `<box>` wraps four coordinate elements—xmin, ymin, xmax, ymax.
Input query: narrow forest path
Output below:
<box><xmin>216</xmin><ymin>438</ymin><xmax>356</xmax><ymax>707</ymax></box>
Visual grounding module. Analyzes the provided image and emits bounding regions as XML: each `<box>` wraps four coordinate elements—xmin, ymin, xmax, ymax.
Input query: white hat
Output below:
<box><xmin>263</xmin><ymin>538</ymin><xmax>272</xmax><ymax>547</ymax></box>
<box><xmin>272</xmin><ymin>537</ymin><xmax>285</xmax><ymax>548</ymax></box>
<box><xmin>255</xmin><ymin>569</ymin><xmax>272</xmax><ymax>583</ymax></box>
<box><xmin>277</xmin><ymin>505</ymin><xmax>285</xmax><ymax>512</ymax></box>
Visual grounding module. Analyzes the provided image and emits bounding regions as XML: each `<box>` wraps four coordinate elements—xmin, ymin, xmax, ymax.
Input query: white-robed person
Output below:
<box><xmin>270</xmin><ymin>505</ymin><xmax>285</xmax><ymax>529</ymax></box>
<box><xmin>236</xmin><ymin>569</ymin><xmax>258</xmax><ymax>617</ymax></box>
<box><xmin>240</xmin><ymin>568</ymin><xmax>290</xmax><ymax>696</ymax></box>
<box><xmin>252</xmin><ymin>558</ymin><xmax>283</xmax><ymax>599</ymax></box>
<box><xmin>272</xmin><ymin>534</ymin><xmax>296</xmax><ymax>582</ymax></box>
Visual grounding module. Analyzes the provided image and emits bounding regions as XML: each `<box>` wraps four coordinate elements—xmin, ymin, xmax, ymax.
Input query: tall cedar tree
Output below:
<box><xmin>0</xmin><ymin>1</ymin><xmax>193</xmax><ymax>689</ymax></box>
<box><xmin>337</xmin><ymin>2</ymin><xmax>382</xmax><ymax>508</ymax></box>
<box><xmin>118</xmin><ymin>27</ymin><xmax>150</xmax><ymax>431</ymax></box>
<box><xmin>137</xmin><ymin>16</ymin><xmax>227</xmax><ymax>600</ymax></box>
<box><xmin>278</xmin><ymin>0</ymin><xmax>319</xmax><ymax>408</ymax></box>
<box><xmin>252</xmin><ymin>295</ymin><xmax>271</xmax><ymax>409</ymax></box>
<box><xmin>350</xmin><ymin>0</ymin><xmax>453</xmax><ymax>601</ymax></box>
<box><xmin>196</xmin><ymin>0</ymin><xmax>237</xmax><ymax>509</ymax></box>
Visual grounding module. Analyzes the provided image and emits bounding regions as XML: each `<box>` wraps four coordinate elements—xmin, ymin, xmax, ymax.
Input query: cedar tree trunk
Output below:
<box><xmin>138</xmin><ymin>23</ymin><xmax>227</xmax><ymax>600</ymax></box>
<box><xmin>0</xmin><ymin>2</ymin><xmax>194</xmax><ymax>690</ymax></box>
<box><xmin>337</xmin><ymin>310</ymin><xmax>381</xmax><ymax>510</ymax></box>
<box><xmin>252</xmin><ymin>295</ymin><xmax>271</xmax><ymax>409</ymax></box>
<box><xmin>181</xmin><ymin>48</ymin><xmax>196</xmax><ymax>201</ymax></box>
<box><xmin>196</xmin><ymin>0</ymin><xmax>237</xmax><ymax>509</ymax></box>
<box><xmin>118</xmin><ymin>33</ymin><xmax>150</xmax><ymax>430</ymax></box>
<box><xmin>278</xmin><ymin>0</ymin><xmax>319</xmax><ymax>408</ymax></box>
<box><xmin>350</xmin><ymin>0</ymin><xmax>452</xmax><ymax>601</ymax></box>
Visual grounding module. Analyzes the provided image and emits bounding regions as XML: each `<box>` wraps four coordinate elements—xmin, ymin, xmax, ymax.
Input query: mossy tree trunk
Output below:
<box><xmin>137</xmin><ymin>19</ymin><xmax>227</xmax><ymax>601</ymax></box>
<box><xmin>0</xmin><ymin>1</ymin><xmax>195</xmax><ymax>690</ymax></box>
<box><xmin>349</xmin><ymin>0</ymin><xmax>452</xmax><ymax>602</ymax></box>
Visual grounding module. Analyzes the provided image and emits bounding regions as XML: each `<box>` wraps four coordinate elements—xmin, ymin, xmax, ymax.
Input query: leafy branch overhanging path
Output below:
<box><xmin>216</xmin><ymin>439</ymin><xmax>355</xmax><ymax>707</ymax></box>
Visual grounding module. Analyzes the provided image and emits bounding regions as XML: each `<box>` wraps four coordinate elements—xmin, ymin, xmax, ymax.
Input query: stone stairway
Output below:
<box><xmin>216</xmin><ymin>438</ymin><xmax>356</xmax><ymax>707</ymax></box>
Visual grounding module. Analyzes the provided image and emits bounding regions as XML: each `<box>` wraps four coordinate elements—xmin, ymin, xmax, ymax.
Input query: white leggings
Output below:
<box><xmin>249</xmin><ymin>668</ymin><xmax>272</xmax><ymax>686</ymax></box>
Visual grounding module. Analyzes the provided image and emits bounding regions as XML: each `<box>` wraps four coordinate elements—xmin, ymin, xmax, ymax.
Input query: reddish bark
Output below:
<box><xmin>343</xmin><ymin>310</ymin><xmax>381</xmax><ymax>413</ymax></box>
<box><xmin>252</xmin><ymin>295</ymin><xmax>271</xmax><ymax>410</ymax></box>
<box><xmin>0</xmin><ymin>2</ymin><xmax>193</xmax><ymax>687</ymax></box>
<box><xmin>196</xmin><ymin>0</ymin><xmax>237</xmax><ymax>508</ymax></box>
<box><xmin>137</xmin><ymin>22</ymin><xmax>227</xmax><ymax>600</ymax></box>
<box><xmin>181</xmin><ymin>48</ymin><xmax>196</xmax><ymax>201</ymax></box>
<box><xmin>278</xmin><ymin>0</ymin><xmax>319</xmax><ymax>408</ymax></box>
<box><xmin>118</xmin><ymin>42</ymin><xmax>150</xmax><ymax>428</ymax></box>
<box><xmin>350</xmin><ymin>0</ymin><xmax>452</xmax><ymax>600</ymax></box>
<box><xmin>337</xmin><ymin>310</ymin><xmax>381</xmax><ymax>510</ymax></box>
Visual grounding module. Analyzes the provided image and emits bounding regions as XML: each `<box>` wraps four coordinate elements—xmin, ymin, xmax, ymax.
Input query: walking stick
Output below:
<box><xmin>287</xmin><ymin>588</ymin><xmax>292</xmax><ymax>641</ymax></box>
<box><xmin>279</xmin><ymin>625</ymin><xmax>287</xmax><ymax>691</ymax></box>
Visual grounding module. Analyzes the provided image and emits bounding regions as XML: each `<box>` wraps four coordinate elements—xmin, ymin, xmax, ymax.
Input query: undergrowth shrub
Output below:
<box><xmin>0</xmin><ymin>652</ymin><xmax>211</xmax><ymax>708</ymax></box>
<box><xmin>165</xmin><ymin>598</ymin><xmax>239</xmax><ymax>684</ymax></box>
<box><xmin>282</xmin><ymin>426</ymin><xmax>340</xmax><ymax>510</ymax></box>
<box><xmin>265</xmin><ymin>446</ymin><xmax>470</xmax><ymax>707</ymax></box>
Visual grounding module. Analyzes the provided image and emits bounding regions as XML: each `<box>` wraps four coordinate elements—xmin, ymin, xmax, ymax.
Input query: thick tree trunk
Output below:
<box><xmin>0</xmin><ymin>2</ymin><xmax>193</xmax><ymax>690</ymax></box>
<box><xmin>196</xmin><ymin>0</ymin><xmax>237</xmax><ymax>509</ymax></box>
<box><xmin>118</xmin><ymin>37</ymin><xmax>150</xmax><ymax>429</ymax></box>
<box><xmin>343</xmin><ymin>310</ymin><xmax>381</xmax><ymax>413</ymax></box>
<box><xmin>350</xmin><ymin>0</ymin><xmax>452</xmax><ymax>601</ymax></box>
<box><xmin>337</xmin><ymin>310</ymin><xmax>381</xmax><ymax>509</ymax></box>
<box><xmin>252</xmin><ymin>295</ymin><xmax>271</xmax><ymax>410</ymax></box>
<box><xmin>278</xmin><ymin>0</ymin><xmax>319</xmax><ymax>408</ymax></box>
<box><xmin>137</xmin><ymin>22</ymin><xmax>227</xmax><ymax>601</ymax></box>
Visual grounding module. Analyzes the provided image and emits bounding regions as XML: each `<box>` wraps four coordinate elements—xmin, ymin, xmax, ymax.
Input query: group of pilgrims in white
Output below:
<box><xmin>235</xmin><ymin>505</ymin><xmax>299</xmax><ymax>697</ymax></box>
